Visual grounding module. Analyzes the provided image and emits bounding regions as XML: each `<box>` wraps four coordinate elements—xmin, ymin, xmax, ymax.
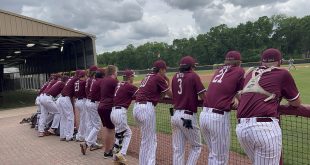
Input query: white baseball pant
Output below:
<box><xmin>236</xmin><ymin>118</ymin><xmax>282</xmax><ymax>165</ymax></box>
<box><xmin>35</xmin><ymin>95</ymin><xmax>43</xmax><ymax>130</ymax></box>
<box><xmin>199</xmin><ymin>107</ymin><xmax>230</xmax><ymax>165</ymax></box>
<box><xmin>85</xmin><ymin>99</ymin><xmax>101</xmax><ymax>146</ymax></box>
<box><xmin>41</xmin><ymin>95</ymin><xmax>61</xmax><ymax>129</ymax></box>
<box><xmin>39</xmin><ymin>95</ymin><xmax>58</xmax><ymax>132</ymax></box>
<box><xmin>57</xmin><ymin>96</ymin><xmax>74</xmax><ymax>140</ymax></box>
<box><xmin>110</xmin><ymin>107</ymin><xmax>132</xmax><ymax>155</ymax></box>
<box><xmin>171</xmin><ymin>110</ymin><xmax>202</xmax><ymax>165</ymax></box>
<box><xmin>133</xmin><ymin>102</ymin><xmax>156</xmax><ymax>165</ymax></box>
<box><xmin>75</xmin><ymin>98</ymin><xmax>87</xmax><ymax>141</ymax></box>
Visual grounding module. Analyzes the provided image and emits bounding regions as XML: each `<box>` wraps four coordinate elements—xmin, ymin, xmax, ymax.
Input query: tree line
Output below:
<box><xmin>97</xmin><ymin>15</ymin><xmax>310</xmax><ymax>70</ymax></box>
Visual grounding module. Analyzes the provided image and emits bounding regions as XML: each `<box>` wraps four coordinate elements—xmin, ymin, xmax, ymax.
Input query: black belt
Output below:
<box><xmin>212</xmin><ymin>109</ymin><xmax>224</xmax><ymax>115</ymax></box>
<box><xmin>137</xmin><ymin>101</ymin><xmax>153</xmax><ymax>106</ymax></box>
<box><xmin>114</xmin><ymin>106</ymin><xmax>123</xmax><ymax>109</ymax></box>
<box><xmin>238</xmin><ymin>118</ymin><xmax>273</xmax><ymax>124</ymax></box>
<box><xmin>176</xmin><ymin>110</ymin><xmax>194</xmax><ymax>115</ymax></box>
<box><xmin>46</xmin><ymin>94</ymin><xmax>51</xmax><ymax>97</ymax></box>
<box><xmin>138</xmin><ymin>101</ymin><xmax>147</xmax><ymax>104</ymax></box>
<box><xmin>77</xmin><ymin>98</ymin><xmax>84</xmax><ymax>100</ymax></box>
<box><xmin>90</xmin><ymin>99</ymin><xmax>97</xmax><ymax>103</ymax></box>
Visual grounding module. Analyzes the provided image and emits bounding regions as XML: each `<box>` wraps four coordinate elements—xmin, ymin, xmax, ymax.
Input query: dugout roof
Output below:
<box><xmin>0</xmin><ymin>9</ymin><xmax>97</xmax><ymax>75</ymax></box>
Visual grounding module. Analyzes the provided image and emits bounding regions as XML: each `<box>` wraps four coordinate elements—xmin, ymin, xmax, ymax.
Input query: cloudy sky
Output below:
<box><xmin>1</xmin><ymin>0</ymin><xmax>310</xmax><ymax>53</ymax></box>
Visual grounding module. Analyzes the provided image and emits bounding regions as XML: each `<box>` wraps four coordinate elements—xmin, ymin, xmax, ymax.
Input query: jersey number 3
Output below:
<box><xmin>212</xmin><ymin>67</ymin><xmax>228</xmax><ymax>83</ymax></box>
<box><xmin>177</xmin><ymin>78</ymin><xmax>182</xmax><ymax>94</ymax></box>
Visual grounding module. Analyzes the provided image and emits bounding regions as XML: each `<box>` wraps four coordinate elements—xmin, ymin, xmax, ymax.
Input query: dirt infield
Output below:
<box><xmin>127</xmin><ymin>126</ymin><xmax>251</xmax><ymax>165</ymax></box>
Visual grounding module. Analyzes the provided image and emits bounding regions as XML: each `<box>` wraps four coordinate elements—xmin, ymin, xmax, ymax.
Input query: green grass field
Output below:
<box><xmin>0</xmin><ymin>90</ymin><xmax>37</xmax><ymax>110</ymax></box>
<box><xmin>127</xmin><ymin>64</ymin><xmax>310</xmax><ymax>164</ymax></box>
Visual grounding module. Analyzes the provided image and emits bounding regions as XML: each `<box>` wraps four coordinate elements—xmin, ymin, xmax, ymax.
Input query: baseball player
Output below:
<box><xmin>74</xmin><ymin>70</ymin><xmax>87</xmax><ymax>142</ymax></box>
<box><xmin>80</xmin><ymin>68</ymin><xmax>105</xmax><ymax>155</ymax></box>
<box><xmin>111</xmin><ymin>69</ymin><xmax>138</xmax><ymax>164</ymax></box>
<box><xmin>84</xmin><ymin>65</ymin><xmax>98</xmax><ymax>136</ymax></box>
<box><xmin>288</xmin><ymin>57</ymin><xmax>296</xmax><ymax>71</ymax></box>
<box><xmin>44</xmin><ymin>76</ymin><xmax>69</xmax><ymax>136</ymax></box>
<box><xmin>133</xmin><ymin>60</ymin><xmax>172</xmax><ymax>165</ymax></box>
<box><xmin>98</xmin><ymin>65</ymin><xmax>118</xmax><ymax>158</ymax></box>
<box><xmin>200</xmin><ymin>51</ymin><xmax>244</xmax><ymax>165</ymax></box>
<box><xmin>58</xmin><ymin>71</ymin><xmax>79</xmax><ymax>141</ymax></box>
<box><xmin>37</xmin><ymin>74</ymin><xmax>62</xmax><ymax>137</ymax></box>
<box><xmin>171</xmin><ymin>56</ymin><xmax>206</xmax><ymax>165</ymax></box>
<box><xmin>35</xmin><ymin>76</ymin><xmax>52</xmax><ymax>130</ymax></box>
<box><xmin>236</xmin><ymin>48</ymin><xmax>301</xmax><ymax>165</ymax></box>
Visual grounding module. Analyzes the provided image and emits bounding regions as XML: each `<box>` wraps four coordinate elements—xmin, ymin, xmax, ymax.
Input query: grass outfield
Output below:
<box><xmin>127</xmin><ymin>64</ymin><xmax>310</xmax><ymax>164</ymax></box>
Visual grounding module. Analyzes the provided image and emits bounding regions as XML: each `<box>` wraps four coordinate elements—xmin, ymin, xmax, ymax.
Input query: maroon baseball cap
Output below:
<box><xmin>180</xmin><ymin>56</ymin><xmax>197</xmax><ymax>67</ymax></box>
<box><xmin>89</xmin><ymin>65</ymin><xmax>98</xmax><ymax>72</ymax></box>
<box><xmin>62</xmin><ymin>76</ymin><xmax>69</xmax><ymax>82</ymax></box>
<box><xmin>77</xmin><ymin>70</ymin><xmax>86</xmax><ymax>78</ymax></box>
<box><xmin>123</xmin><ymin>69</ymin><xmax>135</xmax><ymax>78</ymax></box>
<box><xmin>225</xmin><ymin>51</ymin><xmax>241</xmax><ymax>60</ymax></box>
<box><xmin>261</xmin><ymin>48</ymin><xmax>282</xmax><ymax>63</ymax></box>
<box><xmin>96</xmin><ymin>68</ymin><xmax>105</xmax><ymax>75</ymax></box>
<box><xmin>153</xmin><ymin>60</ymin><xmax>167</xmax><ymax>69</ymax></box>
<box><xmin>53</xmin><ymin>73</ymin><xmax>62</xmax><ymax>80</ymax></box>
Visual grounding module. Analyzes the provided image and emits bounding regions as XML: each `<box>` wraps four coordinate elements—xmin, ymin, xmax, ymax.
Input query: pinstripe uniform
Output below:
<box><xmin>200</xmin><ymin>65</ymin><xmax>244</xmax><ymax>165</ymax></box>
<box><xmin>111</xmin><ymin>81</ymin><xmax>138</xmax><ymax>156</ymax></box>
<box><xmin>237</xmin><ymin>66</ymin><xmax>300</xmax><ymax>165</ymax></box>
<box><xmin>171</xmin><ymin>71</ymin><xmax>206</xmax><ymax>165</ymax></box>
<box><xmin>39</xmin><ymin>81</ymin><xmax>64</xmax><ymax>133</ymax></box>
<box><xmin>134</xmin><ymin>73</ymin><xmax>169</xmax><ymax>165</ymax></box>
<box><xmin>74</xmin><ymin>79</ymin><xmax>87</xmax><ymax>141</ymax></box>
<box><xmin>84</xmin><ymin>78</ymin><xmax>102</xmax><ymax>146</ymax></box>
<box><xmin>58</xmin><ymin>76</ymin><xmax>79</xmax><ymax>140</ymax></box>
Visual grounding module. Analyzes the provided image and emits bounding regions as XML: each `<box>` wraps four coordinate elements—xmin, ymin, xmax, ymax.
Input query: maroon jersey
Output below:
<box><xmin>172</xmin><ymin>71</ymin><xmax>205</xmax><ymax>112</ymax></box>
<box><xmin>74</xmin><ymin>80</ymin><xmax>86</xmax><ymax>99</ymax></box>
<box><xmin>87</xmin><ymin>78</ymin><xmax>102</xmax><ymax>101</ymax></box>
<box><xmin>85</xmin><ymin>77</ymin><xmax>93</xmax><ymax>97</ymax></box>
<box><xmin>43</xmin><ymin>80</ymin><xmax>57</xmax><ymax>93</ymax></box>
<box><xmin>46</xmin><ymin>81</ymin><xmax>65</xmax><ymax>97</ymax></box>
<box><xmin>113</xmin><ymin>82</ymin><xmax>138</xmax><ymax>109</ymax></box>
<box><xmin>99</xmin><ymin>76</ymin><xmax>118</xmax><ymax>109</ymax></box>
<box><xmin>38</xmin><ymin>82</ymin><xmax>49</xmax><ymax>95</ymax></box>
<box><xmin>135</xmin><ymin>73</ymin><xmax>169</xmax><ymax>106</ymax></box>
<box><xmin>204</xmin><ymin>65</ymin><xmax>245</xmax><ymax>111</ymax></box>
<box><xmin>237</xmin><ymin>66</ymin><xmax>299</xmax><ymax>118</ymax></box>
<box><xmin>61</xmin><ymin>76</ymin><xmax>79</xmax><ymax>97</ymax></box>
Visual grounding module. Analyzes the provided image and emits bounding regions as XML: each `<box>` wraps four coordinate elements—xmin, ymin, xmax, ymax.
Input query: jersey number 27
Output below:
<box><xmin>212</xmin><ymin>67</ymin><xmax>229</xmax><ymax>83</ymax></box>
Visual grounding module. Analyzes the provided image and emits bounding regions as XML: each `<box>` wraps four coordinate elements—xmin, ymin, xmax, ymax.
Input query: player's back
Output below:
<box><xmin>114</xmin><ymin>82</ymin><xmax>138</xmax><ymax>109</ymax></box>
<box><xmin>172</xmin><ymin>71</ymin><xmax>205</xmax><ymax>112</ymax></box>
<box><xmin>237</xmin><ymin>66</ymin><xmax>299</xmax><ymax>118</ymax></box>
<box><xmin>99</xmin><ymin>76</ymin><xmax>118</xmax><ymax>109</ymax></box>
<box><xmin>135</xmin><ymin>73</ymin><xmax>168</xmax><ymax>106</ymax></box>
<box><xmin>204</xmin><ymin>65</ymin><xmax>244</xmax><ymax>110</ymax></box>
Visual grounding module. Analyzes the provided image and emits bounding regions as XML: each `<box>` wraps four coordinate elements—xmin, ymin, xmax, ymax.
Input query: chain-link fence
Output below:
<box><xmin>124</xmin><ymin>100</ymin><xmax>310</xmax><ymax>165</ymax></box>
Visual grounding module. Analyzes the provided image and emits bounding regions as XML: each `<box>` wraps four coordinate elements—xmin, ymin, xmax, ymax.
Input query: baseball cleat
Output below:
<box><xmin>38</xmin><ymin>132</ymin><xmax>44</xmax><ymax>137</ymax></box>
<box><xmin>89</xmin><ymin>143</ymin><xmax>103</xmax><ymax>151</ymax></box>
<box><xmin>47</xmin><ymin>128</ymin><xmax>56</xmax><ymax>135</ymax></box>
<box><xmin>114</xmin><ymin>153</ymin><xmax>127</xmax><ymax>164</ymax></box>
<box><xmin>66</xmin><ymin>138</ymin><xmax>74</xmax><ymax>142</ymax></box>
<box><xmin>80</xmin><ymin>143</ymin><xmax>88</xmax><ymax>155</ymax></box>
<box><xmin>60</xmin><ymin>138</ymin><xmax>66</xmax><ymax>141</ymax></box>
<box><xmin>103</xmin><ymin>150</ymin><xmax>113</xmax><ymax>159</ymax></box>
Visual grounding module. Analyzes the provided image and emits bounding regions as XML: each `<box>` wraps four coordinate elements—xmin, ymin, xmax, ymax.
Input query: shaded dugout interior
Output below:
<box><xmin>0</xmin><ymin>9</ymin><xmax>97</xmax><ymax>93</ymax></box>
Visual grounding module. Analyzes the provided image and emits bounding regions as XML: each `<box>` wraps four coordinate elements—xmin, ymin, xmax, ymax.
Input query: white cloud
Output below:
<box><xmin>0</xmin><ymin>0</ymin><xmax>310</xmax><ymax>52</ymax></box>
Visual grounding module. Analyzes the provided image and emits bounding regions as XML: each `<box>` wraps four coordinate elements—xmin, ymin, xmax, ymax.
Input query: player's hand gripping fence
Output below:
<box><xmin>125</xmin><ymin>99</ymin><xmax>310</xmax><ymax>165</ymax></box>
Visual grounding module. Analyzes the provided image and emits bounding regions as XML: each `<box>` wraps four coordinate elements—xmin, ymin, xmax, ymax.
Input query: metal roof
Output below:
<box><xmin>0</xmin><ymin>9</ymin><xmax>95</xmax><ymax>38</ymax></box>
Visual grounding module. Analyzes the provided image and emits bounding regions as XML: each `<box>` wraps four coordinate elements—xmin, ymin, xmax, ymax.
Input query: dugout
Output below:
<box><xmin>0</xmin><ymin>9</ymin><xmax>97</xmax><ymax>93</ymax></box>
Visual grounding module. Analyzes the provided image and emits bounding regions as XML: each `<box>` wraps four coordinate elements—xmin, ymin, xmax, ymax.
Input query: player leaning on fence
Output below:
<box><xmin>133</xmin><ymin>60</ymin><xmax>172</xmax><ymax>165</ymax></box>
<box><xmin>200</xmin><ymin>51</ymin><xmax>244</xmax><ymax>165</ymax></box>
<box><xmin>111</xmin><ymin>69</ymin><xmax>138</xmax><ymax>164</ymax></box>
<box><xmin>171</xmin><ymin>56</ymin><xmax>206</xmax><ymax>165</ymax></box>
<box><xmin>236</xmin><ymin>48</ymin><xmax>302</xmax><ymax>165</ymax></box>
